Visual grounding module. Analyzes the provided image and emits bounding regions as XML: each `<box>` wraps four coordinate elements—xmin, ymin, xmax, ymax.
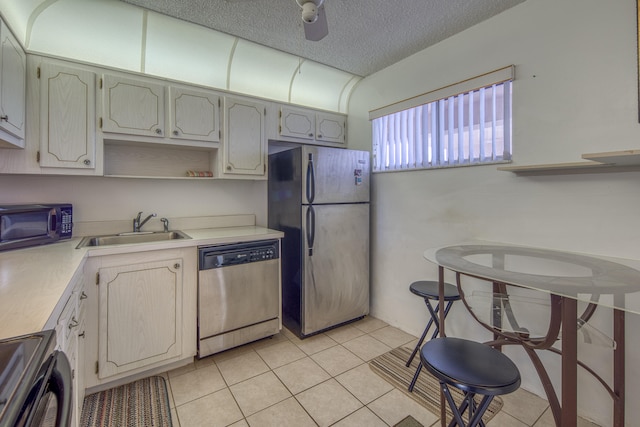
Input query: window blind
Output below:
<box><xmin>370</xmin><ymin>66</ymin><xmax>513</xmax><ymax>172</ymax></box>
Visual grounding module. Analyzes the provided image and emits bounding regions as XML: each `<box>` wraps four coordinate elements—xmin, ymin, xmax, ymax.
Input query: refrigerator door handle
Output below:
<box><xmin>306</xmin><ymin>205</ymin><xmax>315</xmax><ymax>256</ymax></box>
<box><xmin>306</xmin><ymin>153</ymin><xmax>315</xmax><ymax>203</ymax></box>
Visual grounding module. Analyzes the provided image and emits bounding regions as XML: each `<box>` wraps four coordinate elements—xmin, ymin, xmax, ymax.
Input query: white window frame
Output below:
<box><xmin>369</xmin><ymin>66</ymin><xmax>514</xmax><ymax>173</ymax></box>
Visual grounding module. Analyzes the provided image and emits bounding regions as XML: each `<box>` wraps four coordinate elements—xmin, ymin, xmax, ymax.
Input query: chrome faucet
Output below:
<box><xmin>160</xmin><ymin>217</ymin><xmax>169</xmax><ymax>232</ymax></box>
<box><xmin>133</xmin><ymin>211</ymin><xmax>156</xmax><ymax>232</ymax></box>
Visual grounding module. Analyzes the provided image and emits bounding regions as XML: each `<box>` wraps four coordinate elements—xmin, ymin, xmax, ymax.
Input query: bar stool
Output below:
<box><xmin>421</xmin><ymin>337</ymin><xmax>521</xmax><ymax>427</ymax></box>
<box><xmin>407</xmin><ymin>280</ymin><xmax>461</xmax><ymax>392</ymax></box>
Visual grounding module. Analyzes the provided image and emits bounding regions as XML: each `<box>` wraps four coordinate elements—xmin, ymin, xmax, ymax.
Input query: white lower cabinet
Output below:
<box><xmin>97</xmin><ymin>258</ymin><xmax>183</xmax><ymax>378</ymax></box>
<box><xmin>84</xmin><ymin>248</ymin><xmax>197</xmax><ymax>388</ymax></box>
<box><xmin>54</xmin><ymin>270</ymin><xmax>86</xmax><ymax>427</ymax></box>
<box><xmin>74</xmin><ymin>284</ymin><xmax>88</xmax><ymax>425</ymax></box>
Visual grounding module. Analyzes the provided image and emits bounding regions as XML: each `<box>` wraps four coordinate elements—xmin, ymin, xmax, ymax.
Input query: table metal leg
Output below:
<box><xmin>437</xmin><ymin>254</ymin><xmax>629</xmax><ymax>427</ymax></box>
<box><xmin>438</xmin><ymin>266</ymin><xmax>445</xmax><ymax>337</ymax></box>
<box><xmin>438</xmin><ymin>266</ymin><xmax>446</xmax><ymax>427</ymax></box>
<box><xmin>613</xmin><ymin>308</ymin><xmax>624</xmax><ymax>427</ymax></box>
<box><xmin>492</xmin><ymin>282</ymin><xmax>502</xmax><ymax>351</ymax></box>
<box><xmin>561</xmin><ymin>297</ymin><xmax>578</xmax><ymax>427</ymax></box>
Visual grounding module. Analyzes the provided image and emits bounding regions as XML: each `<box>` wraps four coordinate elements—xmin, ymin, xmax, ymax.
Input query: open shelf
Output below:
<box><xmin>498</xmin><ymin>149</ymin><xmax>640</xmax><ymax>174</ymax></box>
<box><xmin>104</xmin><ymin>140</ymin><xmax>218</xmax><ymax>179</ymax></box>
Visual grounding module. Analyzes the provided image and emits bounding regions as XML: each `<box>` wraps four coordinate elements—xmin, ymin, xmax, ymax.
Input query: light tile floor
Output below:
<box><xmin>159</xmin><ymin>316</ymin><xmax>601</xmax><ymax>427</ymax></box>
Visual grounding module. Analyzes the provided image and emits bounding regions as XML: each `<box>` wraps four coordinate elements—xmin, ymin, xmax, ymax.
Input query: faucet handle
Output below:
<box><xmin>160</xmin><ymin>218</ymin><xmax>169</xmax><ymax>232</ymax></box>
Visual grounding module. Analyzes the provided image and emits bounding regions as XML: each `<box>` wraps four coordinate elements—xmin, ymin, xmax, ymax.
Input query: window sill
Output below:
<box><xmin>497</xmin><ymin>150</ymin><xmax>640</xmax><ymax>174</ymax></box>
<box><xmin>373</xmin><ymin>160</ymin><xmax>511</xmax><ymax>174</ymax></box>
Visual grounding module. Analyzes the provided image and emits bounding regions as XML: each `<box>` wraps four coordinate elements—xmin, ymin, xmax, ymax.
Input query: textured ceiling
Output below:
<box><xmin>120</xmin><ymin>0</ymin><xmax>525</xmax><ymax>77</ymax></box>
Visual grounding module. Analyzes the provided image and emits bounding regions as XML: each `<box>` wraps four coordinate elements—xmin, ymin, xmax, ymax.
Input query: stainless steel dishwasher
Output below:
<box><xmin>198</xmin><ymin>239</ymin><xmax>280</xmax><ymax>357</ymax></box>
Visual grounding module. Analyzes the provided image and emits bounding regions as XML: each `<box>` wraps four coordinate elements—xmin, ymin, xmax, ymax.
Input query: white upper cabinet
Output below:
<box><xmin>0</xmin><ymin>19</ymin><xmax>26</xmax><ymax>148</ymax></box>
<box><xmin>315</xmin><ymin>111</ymin><xmax>346</xmax><ymax>144</ymax></box>
<box><xmin>222</xmin><ymin>96</ymin><xmax>267</xmax><ymax>178</ymax></box>
<box><xmin>279</xmin><ymin>106</ymin><xmax>314</xmax><ymax>141</ymax></box>
<box><xmin>101</xmin><ymin>74</ymin><xmax>165</xmax><ymax>138</ymax></box>
<box><xmin>278</xmin><ymin>105</ymin><xmax>345</xmax><ymax>146</ymax></box>
<box><xmin>169</xmin><ymin>86</ymin><xmax>220</xmax><ymax>142</ymax></box>
<box><xmin>101</xmin><ymin>74</ymin><xmax>221</xmax><ymax>146</ymax></box>
<box><xmin>38</xmin><ymin>61</ymin><xmax>97</xmax><ymax>170</ymax></box>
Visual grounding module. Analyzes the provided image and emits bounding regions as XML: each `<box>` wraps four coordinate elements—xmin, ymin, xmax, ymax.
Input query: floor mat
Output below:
<box><xmin>81</xmin><ymin>376</ymin><xmax>172</xmax><ymax>427</ymax></box>
<box><xmin>369</xmin><ymin>346</ymin><xmax>503</xmax><ymax>425</ymax></box>
<box><xmin>394</xmin><ymin>414</ymin><xmax>424</xmax><ymax>427</ymax></box>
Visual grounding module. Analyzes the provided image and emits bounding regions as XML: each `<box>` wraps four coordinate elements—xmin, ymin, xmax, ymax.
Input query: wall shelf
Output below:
<box><xmin>581</xmin><ymin>149</ymin><xmax>640</xmax><ymax>166</ymax></box>
<box><xmin>497</xmin><ymin>150</ymin><xmax>640</xmax><ymax>174</ymax></box>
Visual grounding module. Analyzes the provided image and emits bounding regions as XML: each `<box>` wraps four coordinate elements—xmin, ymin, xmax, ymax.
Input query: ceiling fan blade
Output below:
<box><xmin>303</xmin><ymin>4</ymin><xmax>328</xmax><ymax>41</ymax></box>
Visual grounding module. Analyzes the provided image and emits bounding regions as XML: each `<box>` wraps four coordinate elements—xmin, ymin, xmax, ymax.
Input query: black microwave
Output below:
<box><xmin>0</xmin><ymin>204</ymin><xmax>73</xmax><ymax>251</ymax></box>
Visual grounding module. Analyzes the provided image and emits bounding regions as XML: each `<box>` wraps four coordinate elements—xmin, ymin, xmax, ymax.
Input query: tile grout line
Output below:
<box><xmin>165</xmin><ymin>317</ymin><xmax>567</xmax><ymax>427</ymax></box>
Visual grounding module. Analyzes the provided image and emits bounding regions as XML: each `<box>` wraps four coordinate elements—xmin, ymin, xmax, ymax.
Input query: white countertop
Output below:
<box><xmin>0</xmin><ymin>226</ymin><xmax>283</xmax><ymax>340</ymax></box>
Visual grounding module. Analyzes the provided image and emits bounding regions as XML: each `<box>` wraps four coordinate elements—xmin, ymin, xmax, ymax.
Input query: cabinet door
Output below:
<box><xmin>97</xmin><ymin>258</ymin><xmax>182</xmax><ymax>379</ymax></box>
<box><xmin>315</xmin><ymin>112</ymin><xmax>346</xmax><ymax>144</ymax></box>
<box><xmin>101</xmin><ymin>74</ymin><xmax>165</xmax><ymax>137</ymax></box>
<box><xmin>279</xmin><ymin>106</ymin><xmax>314</xmax><ymax>141</ymax></box>
<box><xmin>74</xmin><ymin>280</ymin><xmax>87</xmax><ymax>426</ymax></box>
<box><xmin>65</xmin><ymin>328</ymin><xmax>79</xmax><ymax>427</ymax></box>
<box><xmin>55</xmin><ymin>293</ymin><xmax>80</xmax><ymax>426</ymax></box>
<box><xmin>74</xmin><ymin>317</ymin><xmax>86</xmax><ymax>427</ymax></box>
<box><xmin>39</xmin><ymin>62</ymin><xmax>96</xmax><ymax>169</ymax></box>
<box><xmin>169</xmin><ymin>86</ymin><xmax>220</xmax><ymax>142</ymax></box>
<box><xmin>223</xmin><ymin>97</ymin><xmax>266</xmax><ymax>176</ymax></box>
<box><xmin>0</xmin><ymin>20</ymin><xmax>25</xmax><ymax>141</ymax></box>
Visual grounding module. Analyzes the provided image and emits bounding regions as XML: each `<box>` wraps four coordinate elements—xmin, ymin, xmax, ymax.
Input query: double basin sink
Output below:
<box><xmin>76</xmin><ymin>230</ymin><xmax>191</xmax><ymax>248</ymax></box>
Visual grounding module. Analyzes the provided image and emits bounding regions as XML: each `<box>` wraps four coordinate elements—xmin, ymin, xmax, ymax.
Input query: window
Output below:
<box><xmin>370</xmin><ymin>66</ymin><xmax>513</xmax><ymax>172</ymax></box>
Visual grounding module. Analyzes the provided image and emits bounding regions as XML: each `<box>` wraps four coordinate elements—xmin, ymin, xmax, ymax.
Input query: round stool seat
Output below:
<box><xmin>409</xmin><ymin>280</ymin><xmax>460</xmax><ymax>301</ymax></box>
<box><xmin>421</xmin><ymin>337</ymin><xmax>521</xmax><ymax>396</ymax></box>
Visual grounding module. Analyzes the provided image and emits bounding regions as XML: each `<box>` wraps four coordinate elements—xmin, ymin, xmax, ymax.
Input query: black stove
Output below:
<box><xmin>0</xmin><ymin>330</ymin><xmax>71</xmax><ymax>427</ymax></box>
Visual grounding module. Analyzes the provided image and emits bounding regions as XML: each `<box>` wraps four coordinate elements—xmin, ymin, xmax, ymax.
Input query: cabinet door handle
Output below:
<box><xmin>308</xmin><ymin>133</ymin><xmax>314</xmax><ymax>137</ymax></box>
<box><xmin>83</xmin><ymin>159</ymin><xmax>91</xmax><ymax>166</ymax></box>
<box><xmin>173</xmin><ymin>130</ymin><xmax>179</xmax><ymax>136</ymax></box>
<box><xmin>79</xmin><ymin>331</ymin><xmax>85</xmax><ymax>338</ymax></box>
<box><xmin>155</xmin><ymin>128</ymin><xmax>163</xmax><ymax>135</ymax></box>
<box><xmin>174</xmin><ymin>263</ymin><xmax>180</xmax><ymax>269</ymax></box>
<box><xmin>0</xmin><ymin>115</ymin><xmax>7</xmax><ymax>121</ymax></box>
<box><xmin>80</xmin><ymin>291</ymin><xmax>88</xmax><ymax>300</ymax></box>
<box><xmin>68</xmin><ymin>317</ymin><xmax>79</xmax><ymax>329</ymax></box>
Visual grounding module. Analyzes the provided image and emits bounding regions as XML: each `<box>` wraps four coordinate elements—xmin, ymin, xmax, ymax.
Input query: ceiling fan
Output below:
<box><xmin>295</xmin><ymin>0</ymin><xmax>329</xmax><ymax>41</ymax></box>
<box><xmin>226</xmin><ymin>0</ymin><xmax>329</xmax><ymax>41</ymax></box>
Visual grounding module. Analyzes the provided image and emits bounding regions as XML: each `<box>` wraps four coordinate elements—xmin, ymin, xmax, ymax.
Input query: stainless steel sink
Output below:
<box><xmin>76</xmin><ymin>231</ymin><xmax>191</xmax><ymax>248</ymax></box>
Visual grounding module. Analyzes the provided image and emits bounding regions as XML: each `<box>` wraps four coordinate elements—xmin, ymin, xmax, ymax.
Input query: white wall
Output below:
<box><xmin>0</xmin><ymin>0</ymin><xmax>358</xmax><ymax>114</ymax></box>
<box><xmin>0</xmin><ymin>175</ymin><xmax>268</xmax><ymax>226</ymax></box>
<box><xmin>348</xmin><ymin>0</ymin><xmax>640</xmax><ymax>425</ymax></box>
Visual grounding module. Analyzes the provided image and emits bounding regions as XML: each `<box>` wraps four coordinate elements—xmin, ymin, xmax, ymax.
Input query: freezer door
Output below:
<box><xmin>301</xmin><ymin>203</ymin><xmax>369</xmax><ymax>335</ymax></box>
<box><xmin>302</xmin><ymin>146</ymin><xmax>370</xmax><ymax>204</ymax></box>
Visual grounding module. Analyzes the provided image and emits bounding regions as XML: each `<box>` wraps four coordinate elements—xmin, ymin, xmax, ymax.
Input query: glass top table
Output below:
<box><xmin>424</xmin><ymin>241</ymin><xmax>640</xmax><ymax>315</ymax></box>
<box><xmin>423</xmin><ymin>241</ymin><xmax>639</xmax><ymax>427</ymax></box>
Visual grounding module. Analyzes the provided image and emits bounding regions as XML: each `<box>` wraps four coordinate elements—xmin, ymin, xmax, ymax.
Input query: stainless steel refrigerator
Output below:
<box><xmin>268</xmin><ymin>145</ymin><xmax>370</xmax><ymax>338</ymax></box>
